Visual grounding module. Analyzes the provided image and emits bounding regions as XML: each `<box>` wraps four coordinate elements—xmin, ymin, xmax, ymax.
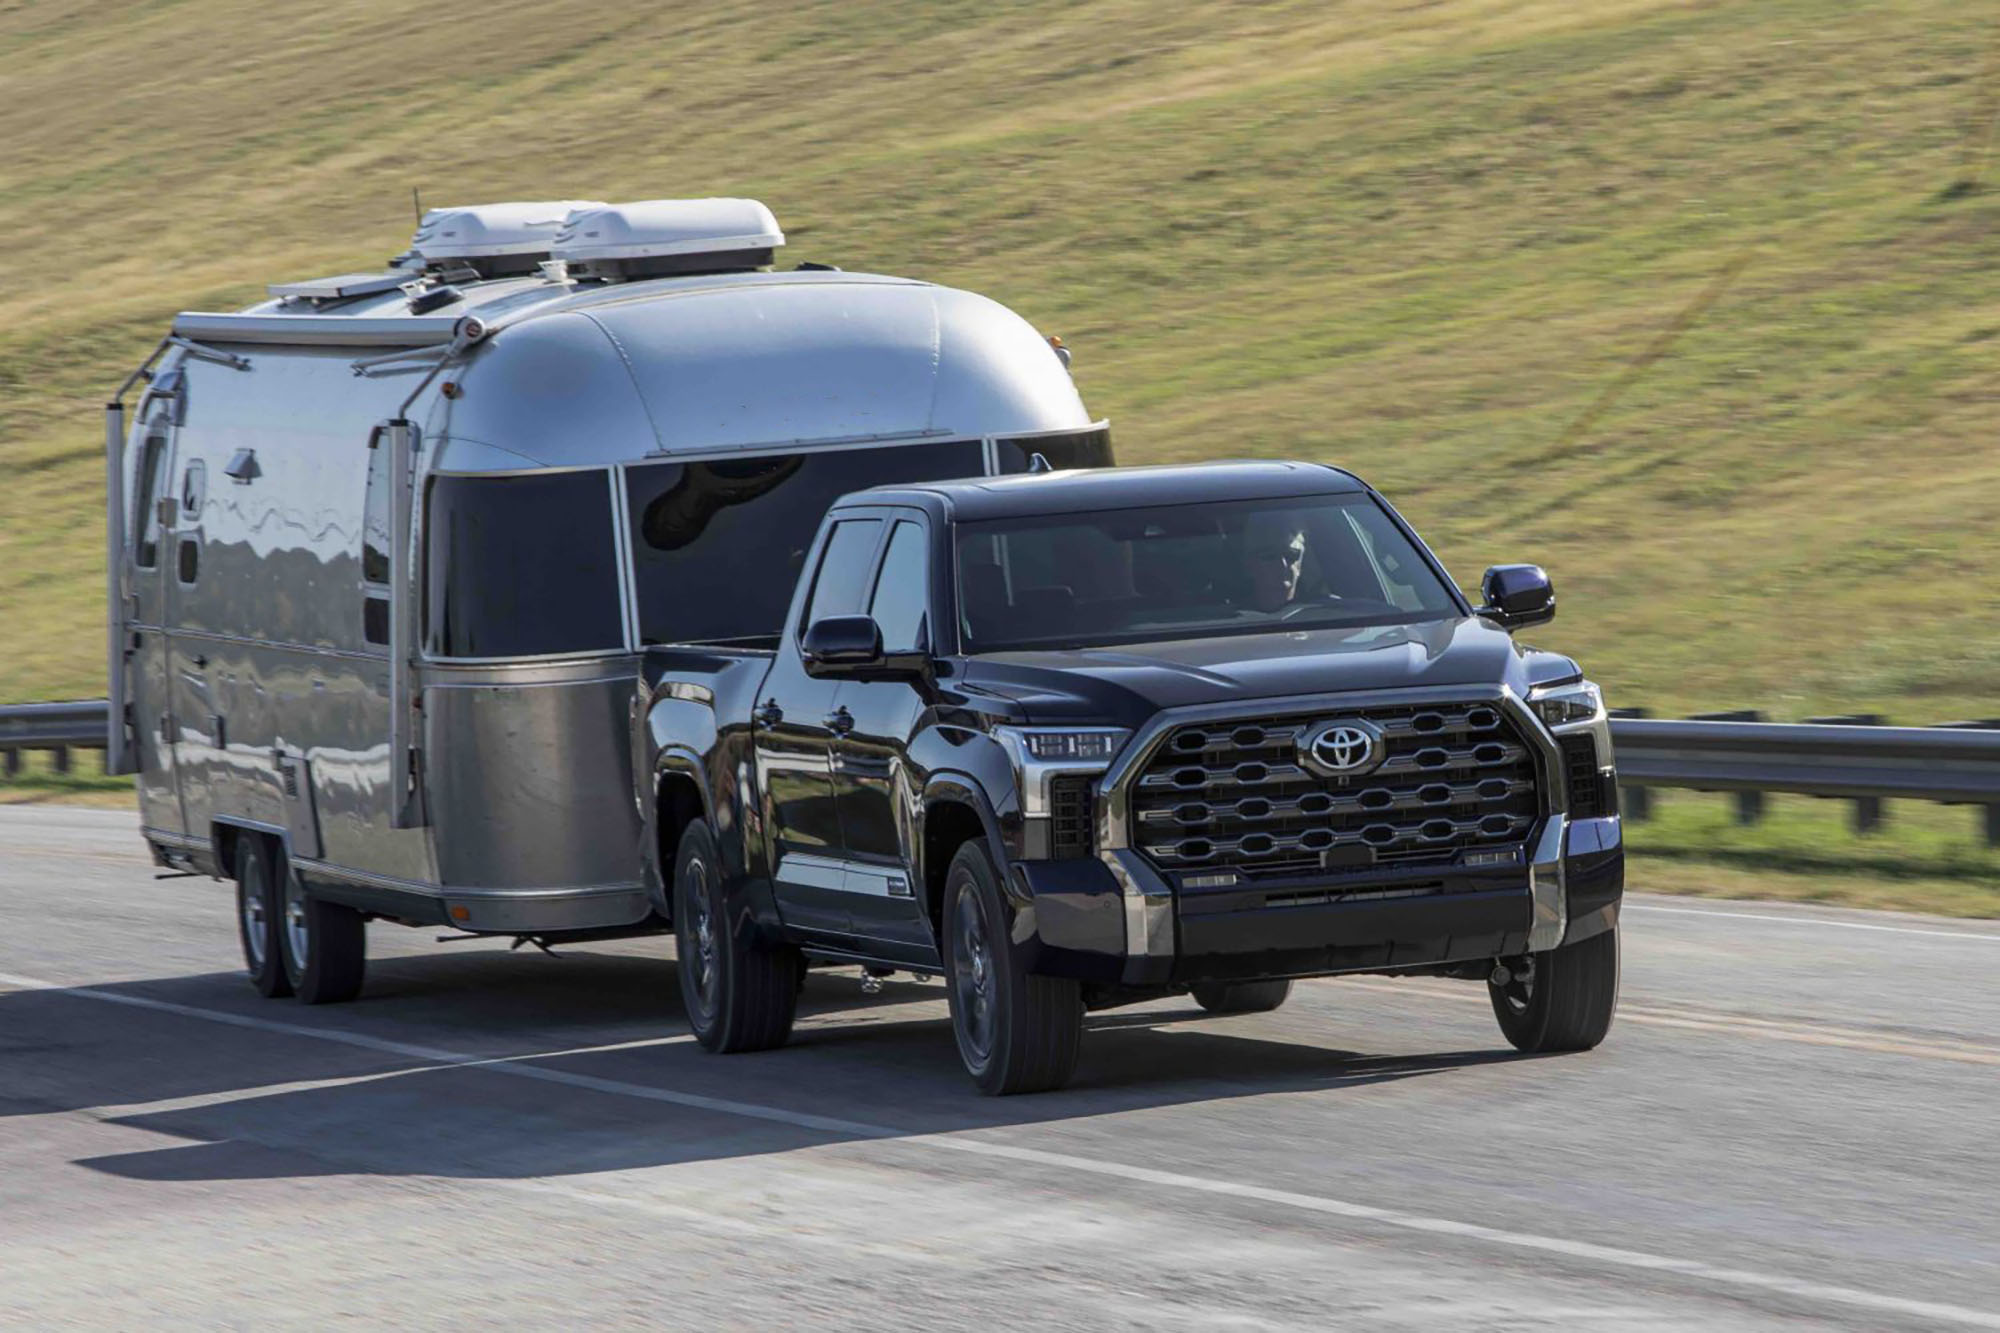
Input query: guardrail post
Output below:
<box><xmin>1608</xmin><ymin>707</ymin><xmax>1651</xmax><ymax>820</ymax></box>
<box><xmin>3</xmin><ymin>749</ymin><xmax>18</xmax><ymax>779</ymax></box>
<box><xmin>1940</xmin><ymin>720</ymin><xmax>2000</xmax><ymax>846</ymax></box>
<box><xmin>51</xmin><ymin>746</ymin><xmax>71</xmax><ymax>775</ymax></box>
<box><xmin>1805</xmin><ymin>715</ymin><xmax>1884</xmax><ymax>833</ymax></box>
<box><xmin>1691</xmin><ymin>710</ymin><xmax>1765</xmax><ymax>823</ymax></box>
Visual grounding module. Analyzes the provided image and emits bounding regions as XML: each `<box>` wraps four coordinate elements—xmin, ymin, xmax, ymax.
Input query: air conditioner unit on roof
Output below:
<box><xmin>552</xmin><ymin>198</ymin><xmax>784</xmax><ymax>280</ymax></box>
<box><xmin>409</xmin><ymin>200</ymin><xmax>605</xmax><ymax>277</ymax></box>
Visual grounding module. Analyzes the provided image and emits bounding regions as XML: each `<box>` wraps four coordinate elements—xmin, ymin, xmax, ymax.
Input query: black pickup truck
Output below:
<box><xmin>635</xmin><ymin>462</ymin><xmax>1623</xmax><ymax>1093</ymax></box>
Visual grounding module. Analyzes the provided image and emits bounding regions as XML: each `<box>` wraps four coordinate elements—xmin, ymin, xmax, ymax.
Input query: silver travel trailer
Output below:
<box><xmin>104</xmin><ymin>197</ymin><xmax>1111</xmax><ymax>1001</ymax></box>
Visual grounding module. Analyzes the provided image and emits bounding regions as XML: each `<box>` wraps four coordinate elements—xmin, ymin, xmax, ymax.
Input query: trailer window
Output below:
<box><xmin>424</xmin><ymin>471</ymin><xmax>623</xmax><ymax>658</ymax></box>
<box><xmin>132</xmin><ymin>431</ymin><xmax>169</xmax><ymax>569</ymax></box>
<box><xmin>624</xmin><ymin>439</ymin><xmax>984</xmax><ymax>645</ymax></box>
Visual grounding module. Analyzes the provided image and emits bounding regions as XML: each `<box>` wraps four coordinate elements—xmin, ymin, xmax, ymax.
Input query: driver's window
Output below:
<box><xmin>868</xmin><ymin>520</ymin><xmax>930</xmax><ymax>653</ymax></box>
<box><xmin>803</xmin><ymin>519</ymin><xmax>883</xmax><ymax>629</ymax></box>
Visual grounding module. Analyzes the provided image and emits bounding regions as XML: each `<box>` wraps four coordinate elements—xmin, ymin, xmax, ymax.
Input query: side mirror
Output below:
<box><xmin>1477</xmin><ymin>564</ymin><xmax>1555</xmax><ymax>628</ymax></box>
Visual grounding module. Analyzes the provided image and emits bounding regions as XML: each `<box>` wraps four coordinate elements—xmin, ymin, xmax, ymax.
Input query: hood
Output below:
<box><xmin>958</xmin><ymin>616</ymin><xmax>1579</xmax><ymax>726</ymax></box>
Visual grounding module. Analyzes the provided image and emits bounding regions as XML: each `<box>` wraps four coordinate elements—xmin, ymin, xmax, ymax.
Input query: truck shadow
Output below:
<box><xmin>2</xmin><ymin>948</ymin><xmax>1537</xmax><ymax>1187</ymax></box>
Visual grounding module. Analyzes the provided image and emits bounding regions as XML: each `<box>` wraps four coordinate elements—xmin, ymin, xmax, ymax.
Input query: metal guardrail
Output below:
<box><xmin>4</xmin><ymin>698</ymin><xmax>1998</xmax><ymax>842</ymax></box>
<box><xmin>0</xmin><ymin>699</ymin><xmax>110</xmax><ymax>776</ymax></box>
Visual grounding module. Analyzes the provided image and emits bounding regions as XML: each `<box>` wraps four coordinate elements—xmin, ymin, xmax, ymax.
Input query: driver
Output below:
<box><xmin>1241</xmin><ymin>511</ymin><xmax>1308</xmax><ymax>613</ymax></box>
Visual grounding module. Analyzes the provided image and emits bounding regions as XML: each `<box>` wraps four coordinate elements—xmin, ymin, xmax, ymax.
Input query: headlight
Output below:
<box><xmin>994</xmin><ymin>727</ymin><xmax>1131</xmax><ymax>819</ymax></box>
<box><xmin>1530</xmin><ymin>680</ymin><xmax>1604</xmax><ymax>729</ymax></box>
<box><xmin>1010</xmin><ymin>728</ymin><xmax>1129</xmax><ymax>762</ymax></box>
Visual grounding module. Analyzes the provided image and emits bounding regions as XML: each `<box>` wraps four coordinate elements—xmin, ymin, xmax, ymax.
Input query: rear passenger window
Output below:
<box><xmin>803</xmin><ymin>520</ymin><xmax>883</xmax><ymax>628</ymax></box>
<box><xmin>868</xmin><ymin>521</ymin><xmax>930</xmax><ymax>653</ymax></box>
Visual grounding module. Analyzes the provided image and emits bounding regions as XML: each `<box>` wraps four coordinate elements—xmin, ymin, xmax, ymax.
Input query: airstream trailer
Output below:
<box><xmin>104</xmin><ymin>197</ymin><xmax>1112</xmax><ymax>1002</ymax></box>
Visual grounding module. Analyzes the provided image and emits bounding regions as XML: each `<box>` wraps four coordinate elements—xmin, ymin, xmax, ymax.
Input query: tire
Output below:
<box><xmin>234</xmin><ymin>836</ymin><xmax>292</xmax><ymax>999</ymax></box>
<box><xmin>1489</xmin><ymin>926</ymin><xmax>1619</xmax><ymax>1053</ymax></box>
<box><xmin>944</xmin><ymin>841</ymin><xmax>1083</xmax><ymax>1095</ymax></box>
<box><xmin>277</xmin><ymin>851</ymin><xmax>366</xmax><ymax>1005</ymax></box>
<box><xmin>675</xmin><ymin>818</ymin><xmax>800</xmax><ymax>1053</ymax></box>
<box><xmin>1191</xmin><ymin>978</ymin><xmax>1292</xmax><ymax>1015</ymax></box>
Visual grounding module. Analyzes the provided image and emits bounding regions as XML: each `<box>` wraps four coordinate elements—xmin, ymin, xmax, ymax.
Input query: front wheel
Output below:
<box><xmin>675</xmin><ymin>818</ymin><xmax>800</xmax><ymax>1053</ymax></box>
<box><xmin>1489</xmin><ymin>927</ymin><xmax>1619</xmax><ymax>1053</ymax></box>
<box><xmin>944</xmin><ymin>841</ymin><xmax>1082</xmax><ymax>1095</ymax></box>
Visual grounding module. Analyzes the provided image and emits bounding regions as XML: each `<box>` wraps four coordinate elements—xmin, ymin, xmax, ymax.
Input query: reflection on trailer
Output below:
<box><xmin>104</xmin><ymin>197</ymin><xmax>1112</xmax><ymax>1002</ymax></box>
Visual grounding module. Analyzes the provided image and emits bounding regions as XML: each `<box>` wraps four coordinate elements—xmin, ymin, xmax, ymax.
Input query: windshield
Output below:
<box><xmin>954</xmin><ymin>494</ymin><xmax>1461</xmax><ymax>653</ymax></box>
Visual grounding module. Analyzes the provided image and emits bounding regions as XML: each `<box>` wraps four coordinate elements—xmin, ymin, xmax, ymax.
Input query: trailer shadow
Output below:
<box><xmin>2</xmin><ymin>947</ymin><xmax>1535</xmax><ymax>1189</ymax></box>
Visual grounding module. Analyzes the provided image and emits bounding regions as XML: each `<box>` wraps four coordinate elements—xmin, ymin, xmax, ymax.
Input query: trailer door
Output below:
<box><xmin>124</xmin><ymin>408</ymin><xmax>187</xmax><ymax>837</ymax></box>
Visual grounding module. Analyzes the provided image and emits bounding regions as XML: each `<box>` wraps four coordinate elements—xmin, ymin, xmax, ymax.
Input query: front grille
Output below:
<box><xmin>1049</xmin><ymin>774</ymin><xmax>1095</xmax><ymax>859</ymax></box>
<box><xmin>1128</xmin><ymin>700</ymin><xmax>1543</xmax><ymax>879</ymax></box>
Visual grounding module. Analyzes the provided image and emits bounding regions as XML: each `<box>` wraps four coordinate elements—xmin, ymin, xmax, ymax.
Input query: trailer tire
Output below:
<box><xmin>1191</xmin><ymin>978</ymin><xmax>1292</xmax><ymax>1015</ymax></box>
<box><xmin>944</xmin><ymin>841</ymin><xmax>1083</xmax><ymax>1095</ymax></box>
<box><xmin>234</xmin><ymin>836</ymin><xmax>292</xmax><ymax>999</ymax></box>
<box><xmin>1489</xmin><ymin>926</ymin><xmax>1619</xmax><ymax>1053</ymax></box>
<box><xmin>278</xmin><ymin>857</ymin><xmax>366</xmax><ymax>1005</ymax></box>
<box><xmin>675</xmin><ymin>818</ymin><xmax>800</xmax><ymax>1053</ymax></box>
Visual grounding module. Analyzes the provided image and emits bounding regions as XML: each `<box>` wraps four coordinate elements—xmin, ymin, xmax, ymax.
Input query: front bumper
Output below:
<box><xmin>1012</xmin><ymin>813</ymin><xmax>1623</xmax><ymax>986</ymax></box>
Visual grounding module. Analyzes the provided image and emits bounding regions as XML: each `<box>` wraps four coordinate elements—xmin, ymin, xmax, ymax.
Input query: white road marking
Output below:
<box><xmin>5</xmin><ymin>968</ymin><xmax>1997</xmax><ymax>1330</ymax></box>
<box><xmin>1626</xmin><ymin>902</ymin><xmax>2000</xmax><ymax>942</ymax></box>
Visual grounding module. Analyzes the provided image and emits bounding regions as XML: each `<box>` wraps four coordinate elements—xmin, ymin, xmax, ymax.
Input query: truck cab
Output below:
<box><xmin>639</xmin><ymin>461</ymin><xmax>1623</xmax><ymax>1094</ymax></box>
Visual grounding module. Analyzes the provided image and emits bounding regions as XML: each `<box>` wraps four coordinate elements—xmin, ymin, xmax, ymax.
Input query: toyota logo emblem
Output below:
<box><xmin>1301</xmin><ymin>719</ymin><xmax>1383</xmax><ymax>777</ymax></box>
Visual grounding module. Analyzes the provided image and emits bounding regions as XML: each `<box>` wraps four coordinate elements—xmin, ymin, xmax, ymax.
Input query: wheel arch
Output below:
<box><xmin>919</xmin><ymin>773</ymin><xmax>1014</xmax><ymax>945</ymax></box>
<box><xmin>210</xmin><ymin>816</ymin><xmax>289</xmax><ymax>882</ymax></box>
<box><xmin>649</xmin><ymin>749</ymin><xmax>713</xmax><ymax>918</ymax></box>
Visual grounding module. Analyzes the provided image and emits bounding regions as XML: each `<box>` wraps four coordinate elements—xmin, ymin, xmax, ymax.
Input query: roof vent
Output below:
<box><xmin>551</xmin><ymin>198</ymin><xmax>783</xmax><ymax>282</ymax></box>
<box><xmin>408</xmin><ymin>200</ymin><xmax>605</xmax><ymax>278</ymax></box>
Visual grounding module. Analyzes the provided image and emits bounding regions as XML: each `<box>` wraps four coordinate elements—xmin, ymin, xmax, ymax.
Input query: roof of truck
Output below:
<box><xmin>845</xmin><ymin>461</ymin><xmax>1370</xmax><ymax>520</ymax></box>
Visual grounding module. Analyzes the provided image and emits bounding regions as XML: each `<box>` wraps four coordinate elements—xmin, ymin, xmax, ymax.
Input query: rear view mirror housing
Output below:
<box><xmin>1477</xmin><ymin>564</ymin><xmax>1556</xmax><ymax>628</ymax></box>
<box><xmin>801</xmin><ymin>615</ymin><xmax>929</xmax><ymax>680</ymax></box>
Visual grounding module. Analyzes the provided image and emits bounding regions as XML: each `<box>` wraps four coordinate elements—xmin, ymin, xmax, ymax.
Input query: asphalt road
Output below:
<box><xmin>3</xmin><ymin>806</ymin><xmax>1996</xmax><ymax>1330</ymax></box>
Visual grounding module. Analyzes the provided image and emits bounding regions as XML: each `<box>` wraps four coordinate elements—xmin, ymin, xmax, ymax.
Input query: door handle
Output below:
<box><xmin>824</xmin><ymin>706</ymin><xmax>855</xmax><ymax>737</ymax></box>
<box><xmin>754</xmin><ymin>700</ymin><xmax>784</xmax><ymax>727</ymax></box>
<box><xmin>190</xmin><ymin>654</ymin><xmax>209</xmax><ymax>669</ymax></box>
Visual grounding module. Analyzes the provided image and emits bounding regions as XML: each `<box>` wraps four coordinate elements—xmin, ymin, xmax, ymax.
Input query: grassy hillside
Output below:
<box><xmin>3</xmin><ymin>0</ymin><xmax>1997</xmax><ymax>725</ymax></box>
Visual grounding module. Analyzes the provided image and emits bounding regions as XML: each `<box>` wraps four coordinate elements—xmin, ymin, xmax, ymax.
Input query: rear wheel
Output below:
<box><xmin>234</xmin><ymin>836</ymin><xmax>291</xmax><ymax>999</ymax></box>
<box><xmin>278</xmin><ymin>855</ymin><xmax>366</xmax><ymax>1005</ymax></box>
<box><xmin>1489</xmin><ymin>927</ymin><xmax>1619</xmax><ymax>1052</ymax></box>
<box><xmin>945</xmin><ymin>841</ymin><xmax>1082</xmax><ymax>1095</ymax></box>
<box><xmin>1191</xmin><ymin>978</ymin><xmax>1292</xmax><ymax>1015</ymax></box>
<box><xmin>675</xmin><ymin>818</ymin><xmax>800</xmax><ymax>1053</ymax></box>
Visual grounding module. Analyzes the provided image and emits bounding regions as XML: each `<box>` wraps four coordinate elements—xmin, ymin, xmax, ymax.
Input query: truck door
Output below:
<box><xmin>124</xmin><ymin>409</ymin><xmax>186</xmax><ymax>836</ymax></box>
<box><xmin>830</xmin><ymin>516</ymin><xmax>935</xmax><ymax>954</ymax></box>
<box><xmin>756</xmin><ymin>516</ymin><xmax>883</xmax><ymax>937</ymax></box>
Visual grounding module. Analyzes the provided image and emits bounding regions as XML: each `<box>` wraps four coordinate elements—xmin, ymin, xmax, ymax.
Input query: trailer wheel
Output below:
<box><xmin>945</xmin><ymin>841</ymin><xmax>1083</xmax><ymax>1095</ymax></box>
<box><xmin>675</xmin><ymin>818</ymin><xmax>800</xmax><ymax>1052</ymax></box>
<box><xmin>1191</xmin><ymin>978</ymin><xmax>1292</xmax><ymax>1015</ymax></box>
<box><xmin>234</xmin><ymin>836</ymin><xmax>292</xmax><ymax>999</ymax></box>
<box><xmin>1489</xmin><ymin>926</ymin><xmax>1619</xmax><ymax>1053</ymax></box>
<box><xmin>278</xmin><ymin>856</ymin><xmax>366</xmax><ymax>1005</ymax></box>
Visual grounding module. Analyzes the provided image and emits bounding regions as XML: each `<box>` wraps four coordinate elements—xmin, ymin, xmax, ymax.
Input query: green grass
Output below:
<box><xmin>2</xmin><ymin>0</ymin><xmax>1997</xmax><ymax>909</ymax></box>
<box><xmin>1625</xmin><ymin>791</ymin><xmax>2000</xmax><ymax>918</ymax></box>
